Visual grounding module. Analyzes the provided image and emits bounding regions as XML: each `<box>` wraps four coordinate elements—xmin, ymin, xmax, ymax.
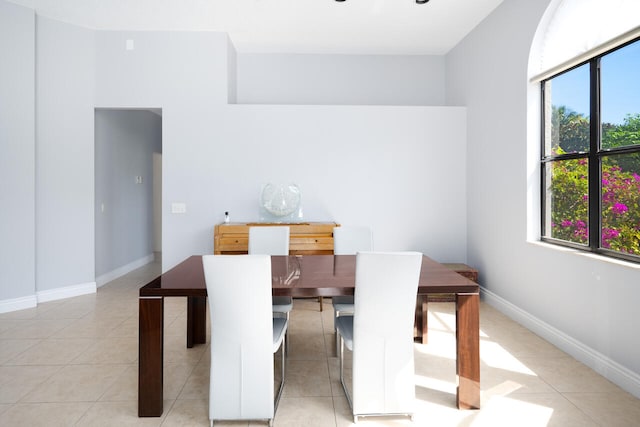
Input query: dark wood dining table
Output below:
<box><xmin>138</xmin><ymin>254</ymin><xmax>480</xmax><ymax>417</ymax></box>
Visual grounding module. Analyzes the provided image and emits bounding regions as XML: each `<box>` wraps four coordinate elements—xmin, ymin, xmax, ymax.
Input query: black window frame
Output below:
<box><xmin>540</xmin><ymin>37</ymin><xmax>640</xmax><ymax>264</ymax></box>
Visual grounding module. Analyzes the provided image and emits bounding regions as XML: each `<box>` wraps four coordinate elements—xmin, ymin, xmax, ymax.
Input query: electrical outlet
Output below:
<box><xmin>171</xmin><ymin>203</ymin><xmax>187</xmax><ymax>214</ymax></box>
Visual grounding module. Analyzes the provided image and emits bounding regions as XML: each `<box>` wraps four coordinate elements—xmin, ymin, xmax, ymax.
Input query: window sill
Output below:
<box><xmin>527</xmin><ymin>240</ymin><xmax>640</xmax><ymax>270</ymax></box>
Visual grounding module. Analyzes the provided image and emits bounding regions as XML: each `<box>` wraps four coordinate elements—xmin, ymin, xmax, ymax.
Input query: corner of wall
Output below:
<box><xmin>227</xmin><ymin>34</ymin><xmax>238</xmax><ymax>104</ymax></box>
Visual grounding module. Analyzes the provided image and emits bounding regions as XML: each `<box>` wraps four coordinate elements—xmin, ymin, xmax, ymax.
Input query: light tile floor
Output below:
<box><xmin>1</xmin><ymin>258</ymin><xmax>639</xmax><ymax>426</ymax></box>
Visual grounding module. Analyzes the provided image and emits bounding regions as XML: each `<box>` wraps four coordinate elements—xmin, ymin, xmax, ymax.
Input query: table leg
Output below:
<box><xmin>187</xmin><ymin>296</ymin><xmax>207</xmax><ymax>348</ymax></box>
<box><xmin>138</xmin><ymin>296</ymin><xmax>164</xmax><ymax>417</ymax></box>
<box><xmin>414</xmin><ymin>295</ymin><xmax>428</xmax><ymax>344</ymax></box>
<box><xmin>456</xmin><ymin>292</ymin><xmax>480</xmax><ymax>409</ymax></box>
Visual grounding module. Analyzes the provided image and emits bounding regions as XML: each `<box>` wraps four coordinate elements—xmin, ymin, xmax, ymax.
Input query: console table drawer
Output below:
<box><xmin>214</xmin><ymin>222</ymin><xmax>339</xmax><ymax>255</ymax></box>
<box><xmin>217</xmin><ymin>237</ymin><xmax>249</xmax><ymax>252</ymax></box>
<box><xmin>290</xmin><ymin>237</ymin><xmax>334</xmax><ymax>252</ymax></box>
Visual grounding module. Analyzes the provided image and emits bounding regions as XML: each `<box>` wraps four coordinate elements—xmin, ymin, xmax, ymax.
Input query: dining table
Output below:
<box><xmin>138</xmin><ymin>254</ymin><xmax>480</xmax><ymax>416</ymax></box>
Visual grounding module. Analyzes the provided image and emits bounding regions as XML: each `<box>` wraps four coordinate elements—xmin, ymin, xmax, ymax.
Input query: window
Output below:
<box><xmin>541</xmin><ymin>38</ymin><xmax>640</xmax><ymax>262</ymax></box>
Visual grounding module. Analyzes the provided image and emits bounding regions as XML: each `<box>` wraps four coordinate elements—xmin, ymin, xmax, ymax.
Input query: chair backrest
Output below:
<box><xmin>352</xmin><ymin>251</ymin><xmax>423</xmax><ymax>416</ymax></box>
<box><xmin>202</xmin><ymin>254</ymin><xmax>274</xmax><ymax>421</ymax></box>
<box><xmin>333</xmin><ymin>226</ymin><xmax>373</xmax><ymax>255</ymax></box>
<box><xmin>248</xmin><ymin>226</ymin><xmax>290</xmax><ymax>255</ymax></box>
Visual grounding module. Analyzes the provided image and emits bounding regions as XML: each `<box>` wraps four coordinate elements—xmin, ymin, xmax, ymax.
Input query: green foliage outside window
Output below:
<box><xmin>549</xmin><ymin>109</ymin><xmax>640</xmax><ymax>255</ymax></box>
<box><xmin>548</xmin><ymin>154</ymin><xmax>588</xmax><ymax>244</ymax></box>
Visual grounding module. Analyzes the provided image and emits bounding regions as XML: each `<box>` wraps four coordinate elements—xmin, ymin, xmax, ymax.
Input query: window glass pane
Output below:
<box><xmin>601</xmin><ymin>41</ymin><xmax>640</xmax><ymax>150</ymax></box>
<box><xmin>601</xmin><ymin>154</ymin><xmax>640</xmax><ymax>255</ymax></box>
<box><xmin>544</xmin><ymin>64</ymin><xmax>590</xmax><ymax>155</ymax></box>
<box><xmin>543</xmin><ymin>158</ymin><xmax>589</xmax><ymax>244</ymax></box>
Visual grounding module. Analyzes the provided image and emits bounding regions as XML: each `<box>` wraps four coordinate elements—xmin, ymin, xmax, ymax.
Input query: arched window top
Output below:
<box><xmin>530</xmin><ymin>0</ymin><xmax>640</xmax><ymax>81</ymax></box>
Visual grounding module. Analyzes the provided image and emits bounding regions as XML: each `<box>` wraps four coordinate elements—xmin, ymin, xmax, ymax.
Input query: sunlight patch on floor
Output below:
<box><xmin>414</xmin><ymin>374</ymin><xmax>457</xmax><ymax>395</ymax></box>
<box><xmin>480</xmin><ymin>341</ymin><xmax>538</xmax><ymax>375</ymax></box>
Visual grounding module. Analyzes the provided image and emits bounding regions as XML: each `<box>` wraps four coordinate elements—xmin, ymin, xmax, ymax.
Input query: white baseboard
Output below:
<box><xmin>0</xmin><ymin>254</ymin><xmax>156</xmax><ymax>314</ymax></box>
<box><xmin>95</xmin><ymin>253</ymin><xmax>155</xmax><ymax>287</ymax></box>
<box><xmin>37</xmin><ymin>281</ymin><xmax>96</xmax><ymax>303</ymax></box>
<box><xmin>481</xmin><ymin>286</ymin><xmax>640</xmax><ymax>399</ymax></box>
<box><xmin>0</xmin><ymin>294</ymin><xmax>38</xmax><ymax>314</ymax></box>
<box><xmin>0</xmin><ymin>282</ymin><xmax>95</xmax><ymax>313</ymax></box>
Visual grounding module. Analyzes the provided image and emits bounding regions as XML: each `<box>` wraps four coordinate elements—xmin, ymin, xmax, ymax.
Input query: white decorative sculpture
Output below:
<box><xmin>260</xmin><ymin>183</ymin><xmax>303</xmax><ymax>222</ymax></box>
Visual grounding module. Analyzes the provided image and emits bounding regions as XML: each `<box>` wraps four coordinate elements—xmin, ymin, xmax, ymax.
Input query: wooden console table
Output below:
<box><xmin>214</xmin><ymin>222</ymin><xmax>339</xmax><ymax>255</ymax></box>
<box><xmin>214</xmin><ymin>222</ymin><xmax>339</xmax><ymax>311</ymax></box>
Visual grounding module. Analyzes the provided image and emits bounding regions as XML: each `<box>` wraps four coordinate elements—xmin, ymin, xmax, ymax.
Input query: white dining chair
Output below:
<box><xmin>249</xmin><ymin>226</ymin><xmax>293</xmax><ymax>348</ymax></box>
<box><xmin>331</xmin><ymin>226</ymin><xmax>373</xmax><ymax>353</ymax></box>
<box><xmin>203</xmin><ymin>254</ymin><xmax>287</xmax><ymax>426</ymax></box>
<box><xmin>335</xmin><ymin>251</ymin><xmax>422</xmax><ymax>423</ymax></box>
<box><xmin>249</xmin><ymin>226</ymin><xmax>290</xmax><ymax>257</ymax></box>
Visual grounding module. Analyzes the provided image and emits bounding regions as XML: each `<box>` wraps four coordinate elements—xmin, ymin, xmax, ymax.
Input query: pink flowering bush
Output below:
<box><xmin>549</xmin><ymin>151</ymin><xmax>640</xmax><ymax>255</ymax></box>
<box><xmin>599</xmin><ymin>162</ymin><xmax>640</xmax><ymax>253</ymax></box>
<box><xmin>548</xmin><ymin>154</ymin><xmax>589</xmax><ymax>244</ymax></box>
<box><xmin>548</xmin><ymin>111</ymin><xmax>640</xmax><ymax>256</ymax></box>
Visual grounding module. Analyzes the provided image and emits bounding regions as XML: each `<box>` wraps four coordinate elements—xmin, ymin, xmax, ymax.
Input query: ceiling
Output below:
<box><xmin>8</xmin><ymin>0</ymin><xmax>505</xmax><ymax>55</ymax></box>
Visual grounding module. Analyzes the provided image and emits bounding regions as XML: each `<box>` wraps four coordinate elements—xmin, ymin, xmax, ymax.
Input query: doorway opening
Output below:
<box><xmin>94</xmin><ymin>108</ymin><xmax>162</xmax><ymax>286</ymax></box>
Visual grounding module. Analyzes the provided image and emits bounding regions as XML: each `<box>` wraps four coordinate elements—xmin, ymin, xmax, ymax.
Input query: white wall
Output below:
<box><xmin>94</xmin><ymin>109</ymin><xmax>162</xmax><ymax>280</ymax></box>
<box><xmin>163</xmin><ymin>102</ymin><xmax>467</xmax><ymax>270</ymax></box>
<box><xmin>199</xmin><ymin>104</ymin><xmax>467</xmax><ymax>264</ymax></box>
<box><xmin>447</xmin><ymin>0</ymin><xmax>640</xmax><ymax>397</ymax></box>
<box><xmin>94</xmin><ymin>31</ymin><xmax>232</xmax><ymax>271</ymax></box>
<box><xmin>35</xmin><ymin>16</ymin><xmax>95</xmax><ymax>293</ymax></box>
<box><xmin>0</xmin><ymin>1</ymin><xmax>35</xmax><ymax>310</ymax></box>
<box><xmin>237</xmin><ymin>54</ymin><xmax>445</xmax><ymax>105</ymax></box>
<box><xmin>1</xmin><ymin>8</ymin><xmax>468</xmax><ymax>344</ymax></box>
<box><xmin>95</xmin><ymin>31</ymin><xmax>230</xmax><ymax>108</ymax></box>
<box><xmin>93</xmin><ymin>30</ymin><xmax>467</xmax><ymax>271</ymax></box>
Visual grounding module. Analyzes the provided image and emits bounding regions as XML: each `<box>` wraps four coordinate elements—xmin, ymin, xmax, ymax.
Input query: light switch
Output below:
<box><xmin>171</xmin><ymin>203</ymin><xmax>187</xmax><ymax>214</ymax></box>
<box><xmin>126</xmin><ymin>39</ymin><xmax>134</xmax><ymax>50</ymax></box>
<box><xmin>135</xmin><ymin>176</ymin><xmax>143</xmax><ymax>184</ymax></box>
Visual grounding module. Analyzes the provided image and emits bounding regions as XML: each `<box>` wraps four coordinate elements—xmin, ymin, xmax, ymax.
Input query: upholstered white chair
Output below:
<box><xmin>331</xmin><ymin>226</ymin><xmax>373</xmax><ymax>353</ymax></box>
<box><xmin>203</xmin><ymin>255</ymin><xmax>287</xmax><ymax>427</ymax></box>
<box><xmin>248</xmin><ymin>226</ymin><xmax>290</xmax><ymax>257</ymax></box>
<box><xmin>335</xmin><ymin>251</ymin><xmax>422</xmax><ymax>423</ymax></box>
<box><xmin>249</xmin><ymin>226</ymin><xmax>293</xmax><ymax>348</ymax></box>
